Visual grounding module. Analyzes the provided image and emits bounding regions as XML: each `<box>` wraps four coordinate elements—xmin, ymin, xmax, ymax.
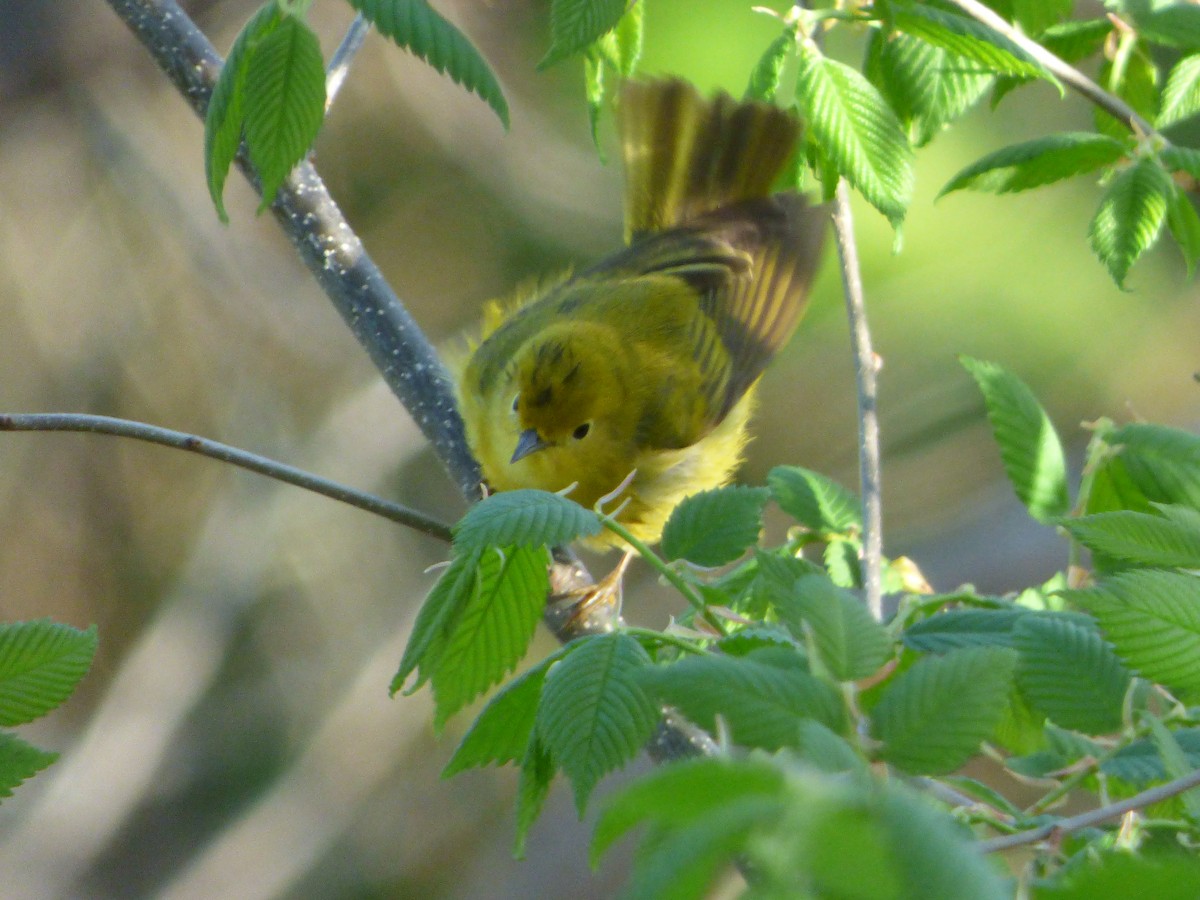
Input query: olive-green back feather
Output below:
<box><xmin>618</xmin><ymin>78</ymin><xmax>801</xmax><ymax>240</ymax></box>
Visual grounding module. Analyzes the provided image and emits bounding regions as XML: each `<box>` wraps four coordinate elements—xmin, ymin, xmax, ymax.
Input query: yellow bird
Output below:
<box><xmin>456</xmin><ymin>78</ymin><xmax>825</xmax><ymax>549</ymax></box>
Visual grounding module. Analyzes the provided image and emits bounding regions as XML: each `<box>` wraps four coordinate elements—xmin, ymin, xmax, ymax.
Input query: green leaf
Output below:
<box><xmin>1007</xmin><ymin>0</ymin><xmax>1071</xmax><ymax>35</ymax></box>
<box><xmin>1034</xmin><ymin>852</ymin><xmax>1200</xmax><ymax>900</ymax></box>
<box><xmin>1167</xmin><ymin>184</ymin><xmax>1200</xmax><ymax>276</ymax></box>
<box><xmin>430</xmin><ymin>545</ymin><xmax>549</xmax><ymax>727</ymax></box>
<box><xmin>1013</xmin><ymin>614</ymin><xmax>1130</xmax><ymax>734</ymax></box>
<box><xmin>767</xmin><ymin>465</ymin><xmax>861</xmax><ymax>534</ymax></box>
<box><xmin>442</xmin><ymin>649</ymin><xmax>566</xmax><ymax>777</ymax></box>
<box><xmin>892</xmin><ymin>2</ymin><xmax>1050</xmax><ymax>81</ymax></box>
<box><xmin>660</xmin><ymin>486</ymin><xmax>769</xmax><ymax>567</ymax></box>
<box><xmin>1148</xmin><ymin>716</ymin><xmax>1200</xmax><ymax>820</ymax></box>
<box><xmin>600</xmin><ymin>0</ymin><xmax>643</xmax><ymax>77</ymax></box>
<box><xmin>1068</xmin><ymin>569</ymin><xmax>1200</xmax><ymax>698</ymax></box>
<box><xmin>583</xmin><ymin>50</ymin><xmax>606</xmax><ymax>154</ymax></box>
<box><xmin>350</xmin><ymin>0</ymin><xmax>509</xmax><ymax>128</ymax></box>
<box><xmin>591</xmin><ymin>755</ymin><xmax>786</xmax><ymax>863</ymax></box>
<box><xmin>794</xmin><ymin>42</ymin><xmax>914</xmax><ymax>227</ymax></box>
<box><xmin>1040</xmin><ymin>18</ymin><xmax>1112</xmax><ymax>63</ymax></box>
<box><xmin>242</xmin><ymin>14</ymin><xmax>325</xmax><ymax>211</ymax></box>
<box><xmin>1109</xmin><ymin>423</ymin><xmax>1200</xmax><ymax>512</ymax></box>
<box><xmin>867</xmin><ymin>30</ymin><xmax>993</xmax><ymax>147</ymax></box>
<box><xmin>940</xmin><ymin>132</ymin><xmax>1129</xmax><ymax>196</ymax></box>
<box><xmin>746</xmin><ymin>28</ymin><xmax>797</xmax><ymax>103</ymax></box>
<box><xmin>872</xmin><ymin>645</ymin><xmax>1018</xmax><ymax>775</ymax></box>
<box><xmin>1159</xmin><ymin>54</ymin><xmax>1200</xmax><ymax>127</ymax></box>
<box><xmin>1135</xmin><ymin>3</ymin><xmax>1200</xmax><ymax>51</ymax></box>
<box><xmin>770</xmin><ymin>574</ymin><xmax>891</xmax><ymax>681</ymax></box>
<box><xmin>536</xmin><ymin>633</ymin><xmax>658</xmax><ymax>813</ymax></box>
<box><xmin>638</xmin><ymin>653</ymin><xmax>845</xmax><ymax>750</ymax></box>
<box><xmin>453</xmin><ymin>490</ymin><xmax>601</xmax><ymax>552</ymax></box>
<box><xmin>1089</xmin><ymin>157</ymin><xmax>1174</xmax><ymax>287</ymax></box>
<box><xmin>204</xmin><ymin>3</ymin><xmax>282</xmax><ymax>222</ymax></box>
<box><xmin>0</xmin><ymin>732</ymin><xmax>57</xmax><ymax>800</ymax></box>
<box><xmin>513</xmin><ymin>734</ymin><xmax>555</xmax><ymax>858</ymax></box>
<box><xmin>903</xmin><ymin>608</ymin><xmax>1030</xmax><ymax>652</ymax></box>
<box><xmin>391</xmin><ymin>547</ymin><xmax>481</xmax><ymax>695</ymax></box>
<box><xmin>1095</xmin><ymin>45</ymin><xmax>1159</xmax><ymax>139</ymax></box>
<box><xmin>961</xmin><ymin>356</ymin><xmax>1070</xmax><ymax>522</ymax></box>
<box><xmin>1059</xmin><ymin>507</ymin><xmax>1200</xmax><ymax>569</ymax></box>
<box><xmin>795</xmin><ymin>719</ymin><xmax>867</xmax><ymax>774</ymax></box>
<box><xmin>1103</xmin><ymin>728</ymin><xmax>1200</xmax><ymax>785</ymax></box>
<box><xmin>0</xmin><ymin>620</ymin><xmax>97</xmax><ymax>727</ymax></box>
<box><xmin>1161</xmin><ymin>144</ymin><xmax>1200</xmax><ymax>181</ymax></box>
<box><xmin>539</xmin><ymin>0</ymin><xmax>629</xmax><ymax>70</ymax></box>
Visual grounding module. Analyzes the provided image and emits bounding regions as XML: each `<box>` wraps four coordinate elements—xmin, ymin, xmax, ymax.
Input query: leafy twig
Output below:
<box><xmin>0</xmin><ymin>413</ymin><xmax>452</xmax><ymax>542</ymax></box>
<box><xmin>831</xmin><ymin>181</ymin><xmax>883</xmax><ymax>621</ymax></box>
<box><xmin>980</xmin><ymin>766</ymin><xmax>1200</xmax><ymax>853</ymax></box>
<box><xmin>944</xmin><ymin>0</ymin><xmax>1158</xmax><ymax>138</ymax></box>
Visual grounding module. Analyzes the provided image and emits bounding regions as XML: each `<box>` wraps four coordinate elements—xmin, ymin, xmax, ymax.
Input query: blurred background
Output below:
<box><xmin>0</xmin><ymin>0</ymin><xmax>1196</xmax><ymax>897</ymax></box>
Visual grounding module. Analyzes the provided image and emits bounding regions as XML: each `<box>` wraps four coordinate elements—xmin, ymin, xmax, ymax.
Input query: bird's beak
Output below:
<box><xmin>511</xmin><ymin>428</ymin><xmax>549</xmax><ymax>464</ymax></box>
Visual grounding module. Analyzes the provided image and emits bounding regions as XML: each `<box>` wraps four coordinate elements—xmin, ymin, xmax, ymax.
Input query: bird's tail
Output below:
<box><xmin>618</xmin><ymin>78</ymin><xmax>801</xmax><ymax>241</ymax></box>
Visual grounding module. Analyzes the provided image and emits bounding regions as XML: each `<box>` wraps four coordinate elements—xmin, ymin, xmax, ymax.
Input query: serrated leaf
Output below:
<box><xmin>961</xmin><ymin>356</ymin><xmax>1070</xmax><ymax>522</ymax></box>
<box><xmin>1013</xmin><ymin>614</ymin><xmax>1130</xmax><ymax>734</ymax></box>
<box><xmin>430</xmin><ymin>545</ymin><xmax>549</xmax><ymax>727</ymax></box>
<box><xmin>605</xmin><ymin>0</ymin><xmax>642</xmax><ymax>77</ymax></box>
<box><xmin>940</xmin><ymin>132</ymin><xmax>1129</xmax><ymax>196</ymax></box>
<box><xmin>1162</xmin><ymin>144</ymin><xmax>1200</xmax><ymax>181</ymax></box>
<box><xmin>391</xmin><ymin>547</ymin><xmax>481</xmax><ymax>695</ymax></box>
<box><xmin>638</xmin><ymin>654</ymin><xmax>845</xmax><ymax>750</ymax></box>
<box><xmin>591</xmin><ymin>755</ymin><xmax>786</xmax><ymax>864</ymax></box>
<box><xmin>539</xmin><ymin>0</ymin><xmax>628</xmax><ymax>70</ymax></box>
<box><xmin>1103</xmin><ymin>728</ymin><xmax>1200</xmax><ymax>785</ymax></box>
<box><xmin>767</xmin><ymin>465</ymin><xmax>861</xmax><ymax>534</ymax></box>
<box><xmin>453</xmin><ymin>490</ymin><xmax>601</xmax><ymax>551</ymax></box>
<box><xmin>716</xmin><ymin>625</ymin><xmax>804</xmax><ymax>658</ymax></box>
<box><xmin>1041</xmin><ymin>18</ymin><xmax>1112</xmax><ymax>63</ymax></box>
<box><xmin>1059</xmin><ymin>508</ymin><xmax>1200</xmax><ymax>569</ymax></box>
<box><xmin>1135</xmin><ymin>3</ymin><xmax>1200</xmax><ymax>51</ymax></box>
<box><xmin>1109</xmin><ymin>423</ymin><xmax>1200</xmax><ymax>512</ymax></box>
<box><xmin>661</xmin><ymin>486</ymin><xmax>769</xmax><ymax>567</ymax></box>
<box><xmin>867</xmin><ymin>30</ymin><xmax>993</xmax><ymax>147</ymax></box>
<box><xmin>1167</xmin><ymin>184</ymin><xmax>1200</xmax><ymax>276</ymax></box>
<box><xmin>1034</xmin><ymin>851</ymin><xmax>1200</xmax><ymax>900</ymax></box>
<box><xmin>0</xmin><ymin>732</ymin><xmax>57</xmax><ymax>800</ymax></box>
<box><xmin>1159</xmin><ymin>54</ymin><xmax>1200</xmax><ymax>128</ymax></box>
<box><xmin>204</xmin><ymin>3</ymin><xmax>282</xmax><ymax>222</ymax></box>
<box><xmin>350</xmin><ymin>0</ymin><xmax>509</xmax><ymax>127</ymax></box>
<box><xmin>892</xmin><ymin>2</ymin><xmax>1050</xmax><ymax>81</ymax></box>
<box><xmin>872</xmin><ymin>645</ymin><xmax>1018</xmax><ymax>775</ymax></box>
<box><xmin>823</xmin><ymin>539</ymin><xmax>862</xmax><ymax>589</ymax></box>
<box><xmin>0</xmin><ymin>621</ymin><xmax>97</xmax><ymax>727</ymax></box>
<box><xmin>795</xmin><ymin>42</ymin><xmax>914</xmax><ymax>226</ymax></box>
<box><xmin>243</xmin><ymin>14</ymin><xmax>326</xmax><ymax>211</ymax></box>
<box><xmin>442</xmin><ymin>648</ymin><xmax>567</xmax><ymax>777</ymax></box>
<box><xmin>1148</xmin><ymin>716</ymin><xmax>1200</xmax><ymax>820</ymax></box>
<box><xmin>513</xmin><ymin>734</ymin><xmax>555</xmax><ymax>858</ymax></box>
<box><xmin>536</xmin><ymin>633</ymin><xmax>657</xmax><ymax>813</ymax></box>
<box><xmin>1068</xmin><ymin>569</ymin><xmax>1200</xmax><ymax>697</ymax></box>
<box><xmin>903</xmin><ymin>608</ymin><xmax>1030</xmax><ymax>652</ymax></box>
<box><xmin>746</xmin><ymin>28</ymin><xmax>796</xmax><ymax>102</ymax></box>
<box><xmin>1089</xmin><ymin>156</ymin><xmax>1173</xmax><ymax>286</ymax></box>
<box><xmin>770</xmin><ymin>574</ymin><xmax>891</xmax><ymax>681</ymax></box>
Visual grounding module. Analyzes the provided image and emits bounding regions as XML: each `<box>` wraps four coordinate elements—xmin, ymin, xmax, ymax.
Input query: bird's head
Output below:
<box><xmin>508</xmin><ymin>330</ymin><xmax>622</xmax><ymax>465</ymax></box>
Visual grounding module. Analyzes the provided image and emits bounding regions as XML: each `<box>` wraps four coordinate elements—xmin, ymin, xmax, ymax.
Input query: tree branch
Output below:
<box><xmin>945</xmin><ymin>0</ymin><xmax>1158</xmax><ymax>138</ymax></box>
<box><xmin>831</xmin><ymin>181</ymin><xmax>883</xmax><ymax>621</ymax></box>
<box><xmin>104</xmin><ymin>0</ymin><xmax>483</xmax><ymax>503</ymax></box>
<box><xmin>0</xmin><ymin>413</ymin><xmax>452</xmax><ymax>542</ymax></box>
<box><xmin>979</xmin><ymin>767</ymin><xmax>1200</xmax><ymax>854</ymax></box>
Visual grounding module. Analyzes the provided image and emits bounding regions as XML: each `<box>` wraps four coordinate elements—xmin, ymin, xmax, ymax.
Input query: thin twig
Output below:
<box><xmin>830</xmin><ymin>181</ymin><xmax>883</xmax><ymax>621</ymax></box>
<box><xmin>979</xmin><ymin>767</ymin><xmax>1200</xmax><ymax>854</ymax></box>
<box><xmin>0</xmin><ymin>413</ymin><xmax>453</xmax><ymax>542</ymax></box>
<box><xmin>326</xmin><ymin>14</ymin><xmax>370</xmax><ymax>112</ymax></box>
<box><xmin>944</xmin><ymin>0</ymin><xmax>1158</xmax><ymax>138</ymax></box>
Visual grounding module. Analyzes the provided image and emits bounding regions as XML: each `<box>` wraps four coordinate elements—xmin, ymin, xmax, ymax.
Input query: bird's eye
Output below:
<box><xmin>511</xmin><ymin>395</ymin><xmax>520</xmax><ymax>413</ymax></box>
<box><xmin>572</xmin><ymin>422</ymin><xmax>591</xmax><ymax>440</ymax></box>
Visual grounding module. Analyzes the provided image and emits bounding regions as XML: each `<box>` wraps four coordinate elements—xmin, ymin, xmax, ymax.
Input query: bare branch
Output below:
<box><xmin>326</xmin><ymin>14</ymin><xmax>371</xmax><ymax>112</ymax></box>
<box><xmin>0</xmin><ymin>413</ymin><xmax>453</xmax><ymax>542</ymax></box>
<box><xmin>979</xmin><ymin>767</ymin><xmax>1200</xmax><ymax>854</ymax></box>
<box><xmin>831</xmin><ymin>181</ymin><xmax>883</xmax><ymax>621</ymax></box>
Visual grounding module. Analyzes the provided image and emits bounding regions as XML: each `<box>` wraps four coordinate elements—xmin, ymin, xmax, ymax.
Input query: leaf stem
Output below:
<box><xmin>981</xmin><ymin>766</ymin><xmax>1200</xmax><ymax>853</ymax></box>
<box><xmin>830</xmin><ymin>180</ymin><xmax>883</xmax><ymax>622</ymax></box>
<box><xmin>944</xmin><ymin>0</ymin><xmax>1159</xmax><ymax>139</ymax></box>
<box><xmin>326</xmin><ymin>13</ymin><xmax>370</xmax><ymax>112</ymax></box>
<box><xmin>0</xmin><ymin>413</ymin><xmax>453</xmax><ymax>542</ymax></box>
<box><xmin>622</xmin><ymin>626</ymin><xmax>709</xmax><ymax>656</ymax></box>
